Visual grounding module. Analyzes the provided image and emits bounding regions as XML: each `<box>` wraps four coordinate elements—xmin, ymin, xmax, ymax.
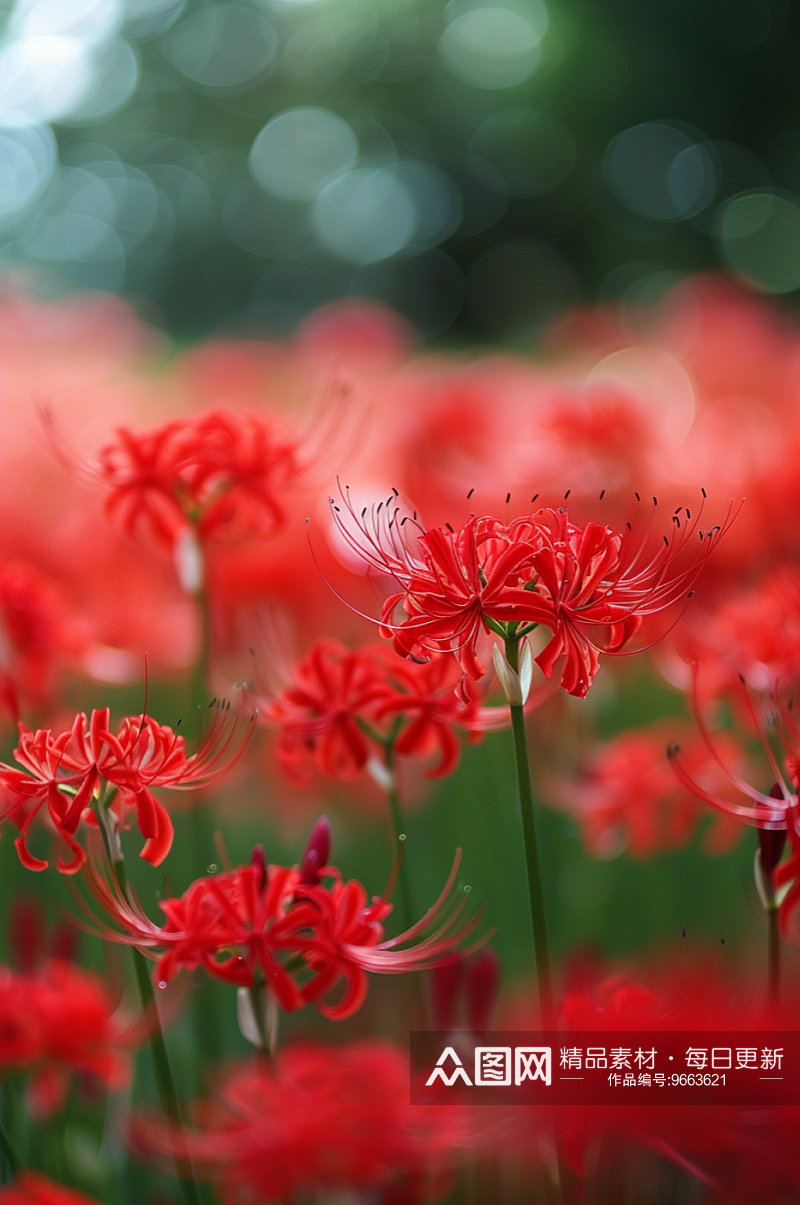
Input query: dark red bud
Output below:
<box><xmin>465</xmin><ymin>948</ymin><xmax>500</xmax><ymax>1034</ymax></box>
<box><xmin>251</xmin><ymin>844</ymin><xmax>268</xmax><ymax>894</ymax></box>
<box><xmin>299</xmin><ymin>815</ymin><xmax>331</xmax><ymax>885</ymax></box>
<box><xmin>430</xmin><ymin>958</ymin><xmax>464</xmax><ymax>1030</ymax></box>
<box><xmin>759</xmin><ymin>784</ymin><xmax>788</xmax><ymax>875</ymax></box>
<box><xmin>50</xmin><ymin>919</ymin><xmax>79</xmax><ymax>964</ymax></box>
<box><xmin>9</xmin><ymin>895</ymin><xmax>45</xmax><ymax>972</ymax></box>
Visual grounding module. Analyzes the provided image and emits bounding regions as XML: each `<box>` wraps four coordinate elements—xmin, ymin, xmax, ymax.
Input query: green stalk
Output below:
<box><xmin>0</xmin><ymin>1111</ymin><xmax>21</xmax><ymax>1180</ymax></box>
<box><xmin>384</xmin><ymin>743</ymin><xmax>414</xmax><ymax>933</ymax></box>
<box><xmin>504</xmin><ymin>634</ymin><xmax>576</xmax><ymax>1205</ymax></box>
<box><xmin>504</xmin><ymin>634</ymin><xmax>556</xmax><ymax>1030</ymax></box>
<box><xmin>96</xmin><ymin>811</ymin><xmax>202</xmax><ymax>1205</ymax></box>
<box><xmin>189</xmin><ymin>575</ymin><xmax>221</xmax><ymax>1075</ymax></box>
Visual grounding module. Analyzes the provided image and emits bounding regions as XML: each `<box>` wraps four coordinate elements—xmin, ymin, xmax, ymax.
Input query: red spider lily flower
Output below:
<box><xmin>668</xmin><ymin>670</ymin><xmax>800</xmax><ymax>933</ymax></box>
<box><xmin>265</xmin><ymin>640</ymin><xmax>490</xmax><ymax>785</ymax></box>
<box><xmin>97</xmin><ymin>409</ymin><xmax>298</xmax><ymax>554</ymax></box>
<box><xmin>372</xmin><ymin>652</ymin><xmax>487</xmax><ymax>778</ymax></box>
<box><xmin>131</xmin><ymin>1040</ymin><xmax>461</xmax><ymax>1205</ymax></box>
<box><xmin>86</xmin><ymin>833</ymin><xmax>479</xmax><ymax>1021</ymax></box>
<box><xmin>0</xmin><ymin>1173</ymin><xmax>105</xmax><ymax>1205</ymax></box>
<box><xmin>551</xmin><ymin>721</ymin><xmax>743</xmax><ymax>860</ymax></box>
<box><xmin>495</xmin><ymin>958</ymin><xmax>800</xmax><ymax>1200</ymax></box>
<box><xmin>0</xmin><ymin>701</ymin><xmax>251</xmax><ymax>874</ymax></box>
<box><xmin>0</xmin><ymin>958</ymin><xmax>132</xmax><ymax>1117</ymax></box>
<box><xmin>0</xmin><ymin>899</ymin><xmax>135</xmax><ymax>1118</ymax></box>
<box><xmin>0</xmin><ymin>561</ymin><xmax>82</xmax><ymax>723</ymax></box>
<box><xmin>331</xmin><ymin>491</ymin><xmax>731</xmax><ymax>699</ymax></box>
<box><xmin>265</xmin><ymin>640</ymin><xmax>391</xmax><ymax>783</ymax></box>
<box><xmin>660</xmin><ymin>563</ymin><xmax>800</xmax><ymax>705</ymax></box>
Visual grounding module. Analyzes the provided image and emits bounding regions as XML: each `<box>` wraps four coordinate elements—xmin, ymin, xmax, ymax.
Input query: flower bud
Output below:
<box><xmin>492</xmin><ymin>639</ymin><xmax>533</xmax><ymax>707</ymax></box>
<box><xmin>430</xmin><ymin>958</ymin><xmax>464</xmax><ymax>1030</ymax></box>
<box><xmin>173</xmin><ymin>526</ymin><xmax>204</xmax><ymax>596</ymax></box>
<box><xmin>465</xmin><ymin>949</ymin><xmax>500</xmax><ymax>1034</ymax></box>
<box><xmin>236</xmin><ymin>987</ymin><xmax>263</xmax><ymax>1048</ymax></box>
<box><xmin>251</xmin><ymin>844</ymin><xmax>268</xmax><ymax>894</ymax></box>
<box><xmin>299</xmin><ymin>815</ymin><xmax>331</xmax><ymax>885</ymax></box>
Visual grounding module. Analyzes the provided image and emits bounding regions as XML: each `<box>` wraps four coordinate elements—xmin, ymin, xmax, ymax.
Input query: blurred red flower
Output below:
<box><xmin>266</xmin><ymin>640</ymin><xmax>487</xmax><ymax>784</ymax></box>
<box><xmin>132</xmin><ymin>1040</ymin><xmax>459</xmax><ymax>1205</ymax></box>
<box><xmin>0</xmin><ymin>1173</ymin><xmax>104</xmax><ymax>1205</ymax></box>
<box><xmin>0</xmin><ymin>957</ymin><xmax>132</xmax><ymax>1117</ymax></box>
<box><xmin>98</xmin><ymin>409</ymin><xmax>298</xmax><ymax>553</ymax></box>
<box><xmin>551</xmin><ymin>721</ymin><xmax>743</xmax><ymax>859</ymax></box>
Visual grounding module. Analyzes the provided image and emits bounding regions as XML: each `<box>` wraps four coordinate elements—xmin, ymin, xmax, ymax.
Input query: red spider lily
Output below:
<box><xmin>0</xmin><ymin>561</ymin><xmax>81</xmax><ymax>723</ymax></box>
<box><xmin>551</xmin><ymin>721</ymin><xmax>743</xmax><ymax>860</ymax></box>
<box><xmin>0</xmin><ymin>1173</ymin><xmax>105</xmax><ymax>1205</ymax></box>
<box><xmin>668</xmin><ymin>670</ymin><xmax>800</xmax><ymax>933</ymax></box>
<box><xmin>265</xmin><ymin>640</ymin><xmax>391</xmax><ymax>783</ymax></box>
<box><xmin>265</xmin><ymin>640</ymin><xmax>493</xmax><ymax>785</ymax></box>
<box><xmin>0</xmin><ymin>958</ymin><xmax>132</xmax><ymax>1117</ymax></box>
<box><xmin>97</xmin><ymin>409</ymin><xmax>298</xmax><ymax>553</ymax></box>
<box><xmin>661</xmin><ymin>563</ymin><xmax>800</xmax><ymax>705</ymax></box>
<box><xmin>86</xmin><ymin>836</ymin><xmax>479</xmax><ymax>1021</ymax></box>
<box><xmin>131</xmin><ymin>1040</ymin><xmax>461</xmax><ymax>1205</ymax></box>
<box><xmin>331</xmin><ymin>491</ymin><xmax>731</xmax><ymax>698</ymax></box>
<box><xmin>0</xmin><ymin>701</ymin><xmax>252</xmax><ymax>874</ymax></box>
<box><xmin>494</xmin><ymin>960</ymin><xmax>800</xmax><ymax>1200</ymax></box>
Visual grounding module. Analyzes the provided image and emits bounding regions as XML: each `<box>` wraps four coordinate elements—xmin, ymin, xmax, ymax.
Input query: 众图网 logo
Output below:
<box><xmin>426</xmin><ymin>1045</ymin><xmax>552</xmax><ymax>1087</ymax></box>
<box><xmin>412</xmin><ymin>1030</ymin><xmax>800</xmax><ymax>1105</ymax></box>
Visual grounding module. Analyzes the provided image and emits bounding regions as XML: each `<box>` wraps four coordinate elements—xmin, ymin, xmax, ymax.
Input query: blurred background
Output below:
<box><xmin>0</xmin><ymin>0</ymin><xmax>797</xmax><ymax>341</ymax></box>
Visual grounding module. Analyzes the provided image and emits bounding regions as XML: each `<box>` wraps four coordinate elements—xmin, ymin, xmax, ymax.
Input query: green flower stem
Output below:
<box><xmin>503</xmin><ymin>631</ymin><xmax>571</xmax><ymax>1205</ymax></box>
<box><xmin>247</xmin><ymin>979</ymin><xmax>273</xmax><ymax>1067</ymax></box>
<box><xmin>189</xmin><ymin>577</ymin><xmax>221</xmax><ymax>1075</ymax></box>
<box><xmin>503</xmin><ymin>634</ymin><xmax>575</xmax><ymax>1205</ymax></box>
<box><xmin>95</xmin><ymin>809</ymin><xmax>202</xmax><ymax>1205</ymax></box>
<box><xmin>504</xmin><ymin>635</ymin><xmax>556</xmax><ymax>1030</ymax></box>
<box><xmin>768</xmin><ymin>906</ymin><xmax>780</xmax><ymax>1006</ymax></box>
<box><xmin>384</xmin><ymin>743</ymin><xmax>414</xmax><ymax>933</ymax></box>
<box><xmin>0</xmin><ymin>1110</ymin><xmax>21</xmax><ymax>1180</ymax></box>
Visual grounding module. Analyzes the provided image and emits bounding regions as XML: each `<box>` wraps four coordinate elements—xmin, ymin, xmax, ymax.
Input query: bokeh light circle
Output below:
<box><xmin>439</xmin><ymin>5</ymin><xmax>547</xmax><ymax>89</ymax></box>
<box><xmin>393</xmin><ymin>161</ymin><xmax>463</xmax><ymax>247</ymax></box>
<box><xmin>9</xmin><ymin>0</ymin><xmax>123</xmax><ymax>46</ymax></box>
<box><xmin>161</xmin><ymin>5</ymin><xmax>277</xmax><ymax>90</ymax></box>
<box><xmin>716</xmin><ymin>189</ymin><xmax>800</xmax><ymax>293</ymax></box>
<box><xmin>605</xmin><ymin>122</ymin><xmax>716</xmax><ymax>221</ymax></box>
<box><xmin>312</xmin><ymin>165</ymin><xmax>417</xmax><ymax>263</ymax></box>
<box><xmin>0</xmin><ymin>125</ymin><xmax>57</xmax><ymax>226</ymax></box>
<box><xmin>249</xmin><ymin>107</ymin><xmax>358</xmax><ymax>202</ymax></box>
<box><xmin>0</xmin><ymin>35</ymin><xmax>93</xmax><ymax>126</ymax></box>
<box><xmin>64</xmin><ymin>37</ymin><xmax>140</xmax><ymax>125</ymax></box>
